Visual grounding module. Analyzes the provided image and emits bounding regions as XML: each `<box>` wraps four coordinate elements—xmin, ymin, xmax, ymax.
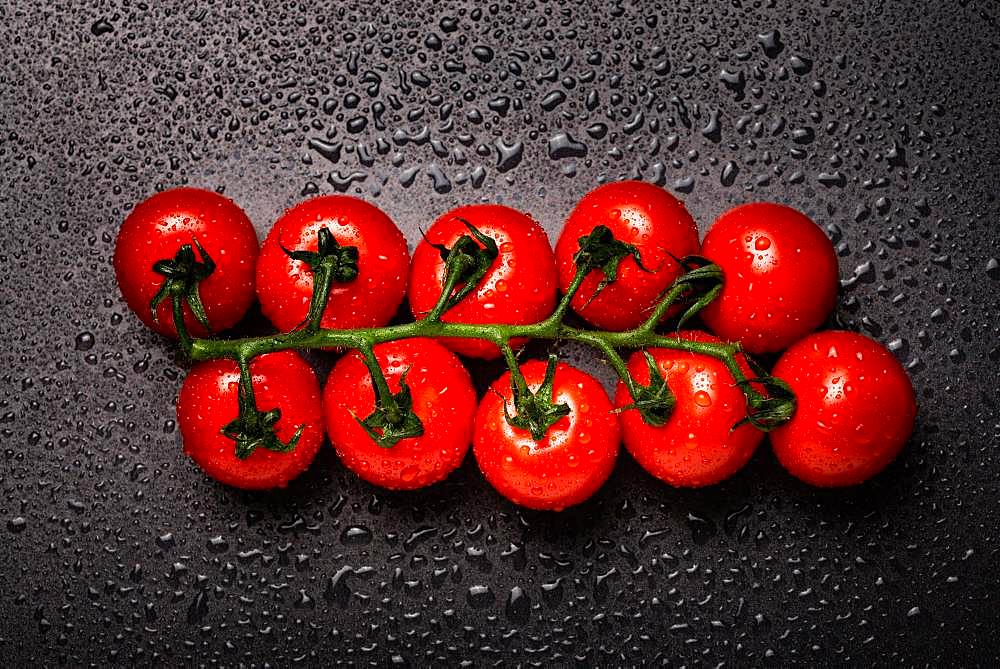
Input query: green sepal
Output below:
<box><xmin>429</xmin><ymin>218</ymin><xmax>500</xmax><ymax>313</ymax></box>
<box><xmin>503</xmin><ymin>354</ymin><xmax>571</xmax><ymax>441</ymax></box>
<box><xmin>572</xmin><ymin>225</ymin><xmax>649</xmax><ymax>305</ymax></box>
<box><xmin>281</xmin><ymin>227</ymin><xmax>360</xmax><ymax>331</ymax></box>
<box><xmin>281</xmin><ymin>227</ymin><xmax>359</xmax><ymax>283</ymax></box>
<box><xmin>613</xmin><ymin>350</ymin><xmax>676</xmax><ymax>427</ymax></box>
<box><xmin>733</xmin><ymin>356</ymin><xmax>797</xmax><ymax>432</ymax></box>
<box><xmin>355</xmin><ymin>369</ymin><xmax>425</xmax><ymax>448</ymax></box>
<box><xmin>150</xmin><ymin>238</ymin><xmax>216</xmax><ymax>332</ymax></box>
<box><xmin>221</xmin><ymin>371</ymin><xmax>304</xmax><ymax>460</ymax></box>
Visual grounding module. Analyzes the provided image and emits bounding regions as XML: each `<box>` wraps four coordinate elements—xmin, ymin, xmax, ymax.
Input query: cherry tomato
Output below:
<box><xmin>770</xmin><ymin>331</ymin><xmax>916</xmax><ymax>487</ymax></box>
<box><xmin>256</xmin><ymin>195</ymin><xmax>409</xmax><ymax>332</ymax></box>
<box><xmin>115</xmin><ymin>187</ymin><xmax>259</xmax><ymax>338</ymax></box>
<box><xmin>473</xmin><ymin>360</ymin><xmax>620</xmax><ymax>511</ymax></box>
<box><xmin>700</xmin><ymin>202</ymin><xmax>839</xmax><ymax>354</ymax></box>
<box><xmin>177</xmin><ymin>351</ymin><xmax>324</xmax><ymax>490</ymax></box>
<box><xmin>554</xmin><ymin>181</ymin><xmax>700</xmax><ymax>330</ymax></box>
<box><xmin>323</xmin><ymin>338</ymin><xmax>477</xmax><ymax>490</ymax></box>
<box><xmin>408</xmin><ymin>204</ymin><xmax>558</xmax><ymax>358</ymax></box>
<box><xmin>614</xmin><ymin>330</ymin><xmax>763</xmax><ymax>487</ymax></box>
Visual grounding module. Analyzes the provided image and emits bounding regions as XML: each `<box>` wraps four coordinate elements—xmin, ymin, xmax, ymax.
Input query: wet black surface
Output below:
<box><xmin>2</xmin><ymin>0</ymin><xmax>999</xmax><ymax>665</ymax></box>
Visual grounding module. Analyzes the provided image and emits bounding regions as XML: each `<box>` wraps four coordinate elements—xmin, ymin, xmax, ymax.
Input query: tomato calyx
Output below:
<box><xmin>734</xmin><ymin>359</ymin><xmax>797</xmax><ymax>432</ymax></box>
<box><xmin>222</xmin><ymin>360</ymin><xmax>305</xmax><ymax>459</ymax></box>
<box><xmin>572</xmin><ymin>225</ymin><xmax>649</xmax><ymax>304</ymax></box>
<box><xmin>355</xmin><ymin>369</ymin><xmax>425</xmax><ymax>448</ymax></box>
<box><xmin>150</xmin><ymin>239</ymin><xmax>216</xmax><ymax>346</ymax></box>
<box><xmin>281</xmin><ymin>227</ymin><xmax>359</xmax><ymax>331</ymax></box>
<box><xmin>614</xmin><ymin>351</ymin><xmax>676</xmax><ymax>427</ymax></box>
<box><xmin>503</xmin><ymin>355</ymin><xmax>571</xmax><ymax>441</ymax></box>
<box><xmin>425</xmin><ymin>219</ymin><xmax>499</xmax><ymax>319</ymax></box>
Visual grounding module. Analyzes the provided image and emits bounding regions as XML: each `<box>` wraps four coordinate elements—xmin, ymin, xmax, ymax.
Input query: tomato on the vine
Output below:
<box><xmin>256</xmin><ymin>195</ymin><xmax>410</xmax><ymax>332</ymax></box>
<box><xmin>700</xmin><ymin>202</ymin><xmax>839</xmax><ymax>354</ymax></box>
<box><xmin>323</xmin><ymin>338</ymin><xmax>477</xmax><ymax>490</ymax></box>
<box><xmin>614</xmin><ymin>330</ymin><xmax>763</xmax><ymax>488</ymax></box>
<box><xmin>408</xmin><ymin>204</ymin><xmax>558</xmax><ymax>358</ymax></box>
<box><xmin>473</xmin><ymin>360</ymin><xmax>620</xmax><ymax>511</ymax></box>
<box><xmin>770</xmin><ymin>331</ymin><xmax>916</xmax><ymax>487</ymax></box>
<box><xmin>554</xmin><ymin>181</ymin><xmax>700</xmax><ymax>331</ymax></box>
<box><xmin>177</xmin><ymin>351</ymin><xmax>324</xmax><ymax>490</ymax></box>
<box><xmin>114</xmin><ymin>187</ymin><xmax>259</xmax><ymax>338</ymax></box>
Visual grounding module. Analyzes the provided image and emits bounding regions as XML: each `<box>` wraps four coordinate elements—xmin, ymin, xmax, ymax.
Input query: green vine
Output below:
<box><xmin>165</xmin><ymin>224</ymin><xmax>796</xmax><ymax>455</ymax></box>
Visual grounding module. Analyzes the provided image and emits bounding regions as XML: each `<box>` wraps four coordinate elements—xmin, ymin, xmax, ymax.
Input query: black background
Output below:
<box><xmin>2</xmin><ymin>0</ymin><xmax>999</xmax><ymax>665</ymax></box>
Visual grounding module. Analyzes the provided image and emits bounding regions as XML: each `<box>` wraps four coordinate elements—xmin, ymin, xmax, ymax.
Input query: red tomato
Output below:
<box><xmin>614</xmin><ymin>331</ymin><xmax>763</xmax><ymax>487</ymax></box>
<box><xmin>554</xmin><ymin>181</ymin><xmax>699</xmax><ymax>330</ymax></box>
<box><xmin>700</xmin><ymin>202</ymin><xmax>838</xmax><ymax>354</ymax></box>
<box><xmin>323</xmin><ymin>338</ymin><xmax>477</xmax><ymax>490</ymax></box>
<box><xmin>114</xmin><ymin>187</ymin><xmax>259</xmax><ymax>338</ymax></box>
<box><xmin>770</xmin><ymin>331</ymin><xmax>916</xmax><ymax>487</ymax></box>
<box><xmin>473</xmin><ymin>360</ymin><xmax>620</xmax><ymax>511</ymax></box>
<box><xmin>256</xmin><ymin>195</ymin><xmax>409</xmax><ymax>332</ymax></box>
<box><xmin>408</xmin><ymin>204</ymin><xmax>557</xmax><ymax>358</ymax></box>
<box><xmin>177</xmin><ymin>351</ymin><xmax>324</xmax><ymax>490</ymax></box>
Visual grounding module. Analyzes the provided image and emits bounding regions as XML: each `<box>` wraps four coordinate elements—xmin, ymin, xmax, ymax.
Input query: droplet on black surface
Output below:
<box><xmin>757</xmin><ymin>30</ymin><xmax>784</xmax><ymax>57</ymax></box>
<box><xmin>720</xmin><ymin>161</ymin><xmax>739</xmax><ymax>186</ymax></box>
<box><xmin>341</xmin><ymin>525</ymin><xmax>373</xmax><ymax>545</ymax></box>
<box><xmin>90</xmin><ymin>18</ymin><xmax>114</xmax><ymax>36</ymax></box>
<box><xmin>494</xmin><ymin>138</ymin><xmax>523</xmax><ymax>172</ymax></box>
<box><xmin>540</xmin><ymin>90</ymin><xmax>567</xmax><ymax>111</ymax></box>
<box><xmin>74</xmin><ymin>332</ymin><xmax>95</xmax><ymax>351</ymax></box>
<box><xmin>547</xmin><ymin>133</ymin><xmax>587</xmax><ymax>159</ymax></box>
<box><xmin>467</xmin><ymin>584</ymin><xmax>494</xmax><ymax>608</ymax></box>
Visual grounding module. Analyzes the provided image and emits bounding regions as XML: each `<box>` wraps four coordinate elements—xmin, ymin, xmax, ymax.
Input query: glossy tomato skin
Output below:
<box><xmin>408</xmin><ymin>204</ymin><xmax>557</xmax><ymax>358</ymax></box>
<box><xmin>555</xmin><ymin>181</ymin><xmax>699</xmax><ymax>330</ymax></box>
<box><xmin>615</xmin><ymin>331</ymin><xmax>763</xmax><ymax>487</ymax></box>
<box><xmin>700</xmin><ymin>203</ymin><xmax>838</xmax><ymax>354</ymax></box>
<box><xmin>770</xmin><ymin>331</ymin><xmax>916</xmax><ymax>487</ymax></box>
<box><xmin>473</xmin><ymin>361</ymin><xmax>620</xmax><ymax>511</ymax></box>
<box><xmin>323</xmin><ymin>338</ymin><xmax>477</xmax><ymax>490</ymax></box>
<box><xmin>256</xmin><ymin>195</ymin><xmax>409</xmax><ymax>332</ymax></box>
<box><xmin>114</xmin><ymin>187</ymin><xmax>259</xmax><ymax>338</ymax></box>
<box><xmin>177</xmin><ymin>351</ymin><xmax>324</xmax><ymax>490</ymax></box>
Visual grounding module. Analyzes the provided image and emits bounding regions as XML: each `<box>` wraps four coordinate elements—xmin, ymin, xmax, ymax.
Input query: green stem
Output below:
<box><xmin>185</xmin><ymin>289</ymin><xmax>783</xmax><ymax>430</ymax></box>
<box><xmin>237</xmin><ymin>355</ymin><xmax>256</xmax><ymax>407</ymax></box>
<box><xmin>187</xmin><ymin>318</ymin><xmax>752</xmax><ymax>422</ymax></box>
<box><xmin>499</xmin><ymin>341</ymin><xmax>531</xmax><ymax>400</ymax></box>
<box><xmin>638</xmin><ymin>283</ymin><xmax>688</xmax><ymax>334</ymax></box>
<box><xmin>359</xmin><ymin>344</ymin><xmax>402</xmax><ymax>424</ymax></box>
<box><xmin>189</xmin><ymin>322</ymin><xmax>745</xmax><ymax>367</ymax></box>
<box><xmin>424</xmin><ymin>267</ymin><xmax>465</xmax><ymax>322</ymax></box>
<box><xmin>573</xmin><ymin>330</ymin><xmax>640</xmax><ymax>401</ymax></box>
<box><xmin>722</xmin><ymin>352</ymin><xmax>763</xmax><ymax>404</ymax></box>
<box><xmin>544</xmin><ymin>265</ymin><xmax>588</xmax><ymax>328</ymax></box>
<box><xmin>171</xmin><ymin>293</ymin><xmax>193</xmax><ymax>357</ymax></box>
<box><xmin>304</xmin><ymin>264</ymin><xmax>333</xmax><ymax>332</ymax></box>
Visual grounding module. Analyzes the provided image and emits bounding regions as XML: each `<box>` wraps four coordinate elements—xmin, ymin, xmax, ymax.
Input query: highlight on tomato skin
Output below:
<box><xmin>699</xmin><ymin>202</ymin><xmax>839</xmax><ymax>354</ymax></box>
<box><xmin>407</xmin><ymin>204</ymin><xmax>558</xmax><ymax>359</ymax></box>
<box><xmin>614</xmin><ymin>330</ymin><xmax>765</xmax><ymax>488</ymax></box>
<box><xmin>770</xmin><ymin>330</ymin><xmax>917</xmax><ymax>488</ymax></box>
<box><xmin>176</xmin><ymin>351</ymin><xmax>324</xmax><ymax>491</ymax></box>
<box><xmin>473</xmin><ymin>360</ymin><xmax>620</xmax><ymax>511</ymax></box>
<box><xmin>323</xmin><ymin>338</ymin><xmax>477</xmax><ymax>491</ymax></box>
<box><xmin>554</xmin><ymin>180</ymin><xmax>700</xmax><ymax>331</ymax></box>
<box><xmin>114</xmin><ymin>187</ymin><xmax>259</xmax><ymax>339</ymax></box>
<box><xmin>255</xmin><ymin>195</ymin><xmax>410</xmax><ymax>333</ymax></box>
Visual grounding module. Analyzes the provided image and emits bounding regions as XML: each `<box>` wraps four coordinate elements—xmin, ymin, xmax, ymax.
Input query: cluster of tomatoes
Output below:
<box><xmin>113</xmin><ymin>182</ymin><xmax>917</xmax><ymax>510</ymax></box>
